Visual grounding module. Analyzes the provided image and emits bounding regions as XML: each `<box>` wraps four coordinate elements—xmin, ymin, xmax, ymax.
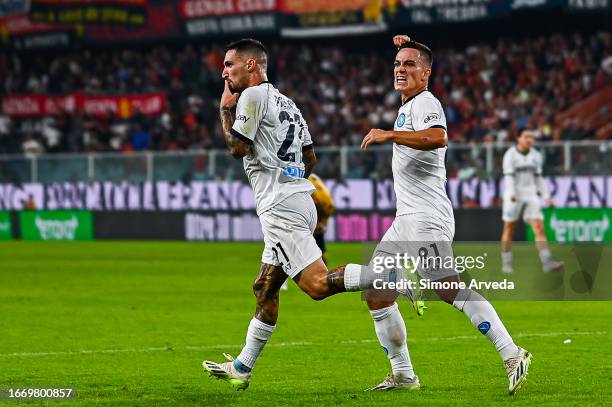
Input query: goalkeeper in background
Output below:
<box><xmin>281</xmin><ymin>173</ymin><xmax>334</xmax><ymax>290</ymax></box>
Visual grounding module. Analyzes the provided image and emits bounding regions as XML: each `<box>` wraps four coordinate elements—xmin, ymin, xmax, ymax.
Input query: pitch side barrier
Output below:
<box><xmin>0</xmin><ymin>209</ymin><xmax>513</xmax><ymax>241</ymax></box>
<box><xmin>7</xmin><ymin>209</ymin><xmax>612</xmax><ymax>242</ymax></box>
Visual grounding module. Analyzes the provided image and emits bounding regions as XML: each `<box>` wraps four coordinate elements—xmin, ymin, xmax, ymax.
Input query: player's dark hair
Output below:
<box><xmin>399</xmin><ymin>40</ymin><xmax>433</xmax><ymax>68</ymax></box>
<box><xmin>225</xmin><ymin>38</ymin><xmax>268</xmax><ymax>68</ymax></box>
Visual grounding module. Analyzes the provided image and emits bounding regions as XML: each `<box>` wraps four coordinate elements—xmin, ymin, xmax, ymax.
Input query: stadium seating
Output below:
<box><xmin>0</xmin><ymin>31</ymin><xmax>610</xmax><ymax>155</ymax></box>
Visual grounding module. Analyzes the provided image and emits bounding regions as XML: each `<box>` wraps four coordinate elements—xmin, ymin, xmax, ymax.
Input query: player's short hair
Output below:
<box><xmin>399</xmin><ymin>40</ymin><xmax>433</xmax><ymax>68</ymax></box>
<box><xmin>224</xmin><ymin>38</ymin><xmax>268</xmax><ymax>69</ymax></box>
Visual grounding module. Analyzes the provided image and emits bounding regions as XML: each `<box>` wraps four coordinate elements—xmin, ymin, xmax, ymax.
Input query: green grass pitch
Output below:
<box><xmin>1</xmin><ymin>241</ymin><xmax>611</xmax><ymax>406</ymax></box>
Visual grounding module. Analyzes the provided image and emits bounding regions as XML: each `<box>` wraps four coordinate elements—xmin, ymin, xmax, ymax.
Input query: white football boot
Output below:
<box><xmin>366</xmin><ymin>373</ymin><xmax>420</xmax><ymax>391</ymax></box>
<box><xmin>502</xmin><ymin>264</ymin><xmax>514</xmax><ymax>274</ymax></box>
<box><xmin>505</xmin><ymin>347</ymin><xmax>532</xmax><ymax>395</ymax></box>
<box><xmin>203</xmin><ymin>353</ymin><xmax>251</xmax><ymax>390</ymax></box>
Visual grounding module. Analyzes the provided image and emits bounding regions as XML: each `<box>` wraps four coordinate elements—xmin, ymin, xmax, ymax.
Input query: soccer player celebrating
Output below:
<box><xmin>359</xmin><ymin>35</ymin><xmax>532</xmax><ymax>395</ymax></box>
<box><xmin>203</xmin><ymin>39</ymin><xmax>425</xmax><ymax>390</ymax></box>
<box><xmin>501</xmin><ymin>130</ymin><xmax>564</xmax><ymax>273</ymax></box>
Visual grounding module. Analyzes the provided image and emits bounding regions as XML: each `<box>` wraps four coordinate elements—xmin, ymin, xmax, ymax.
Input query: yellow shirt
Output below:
<box><xmin>308</xmin><ymin>173</ymin><xmax>334</xmax><ymax>226</ymax></box>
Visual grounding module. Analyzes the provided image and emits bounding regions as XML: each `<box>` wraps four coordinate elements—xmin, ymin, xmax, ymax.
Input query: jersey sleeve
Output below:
<box><xmin>411</xmin><ymin>97</ymin><xmax>447</xmax><ymax>131</ymax></box>
<box><xmin>302</xmin><ymin>122</ymin><xmax>313</xmax><ymax>149</ymax></box>
<box><xmin>231</xmin><ymin>87</ymin><xmax>267</xmax><ymax>144</ymax></box>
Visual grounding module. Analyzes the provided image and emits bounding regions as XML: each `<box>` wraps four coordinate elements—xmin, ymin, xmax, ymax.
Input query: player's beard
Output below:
<box><xmin>228</xmin><ymin>79</ymin><xmax>244</xmax><ymax>94</ymax></box>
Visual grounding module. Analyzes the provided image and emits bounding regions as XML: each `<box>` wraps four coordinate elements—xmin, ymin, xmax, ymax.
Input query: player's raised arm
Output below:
<box><xmin>393</xmin><ymin>35</ymin><xmax>411</xmax><ymax>49</ymax></box>
<box><xmin>362</xmin><ymin>39</ymin><xmax>446</xmax><ymax>151</ymax></box>
<box><xmin>219</xmin><ymin>81</ymin><xmax>251</xmax><ymax>159</ymax></box>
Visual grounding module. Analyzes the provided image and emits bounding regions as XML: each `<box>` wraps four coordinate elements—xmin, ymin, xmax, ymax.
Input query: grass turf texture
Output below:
<box><xmin>1</xmin><ymin>241</ymin><xmax>611</xmax><ymax>406</ymax></box>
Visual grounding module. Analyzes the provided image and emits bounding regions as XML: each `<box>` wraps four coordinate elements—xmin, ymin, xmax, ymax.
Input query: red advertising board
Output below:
<box><xmin>2</xmin><ymin>92</ymin><xmax>166</xmax><ymax>118</ymax></box>
<box><xmin>180</xmin><ymin>0</ymin><xmax>277</xmax><ymax>18</ymax></box>
<box><xmin>0</xmin><ymin>12</ymin><xmax>72</xmax><ymax>35</ymax></box>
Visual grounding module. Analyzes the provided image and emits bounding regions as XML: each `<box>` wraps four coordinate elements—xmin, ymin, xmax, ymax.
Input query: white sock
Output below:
<box><xmin>344</xmin><ymin>264</ymin><xmax>362</xmax><ymax>291</ymax></box>
<box><xmin>343</xmin><ymin>263</ymin><xmax>396</xmax><ymax>292</ymax></box>
<box><xmin>370</xmin><ymin>303</ymin><xmax>415</xmax><ymax>378</ymax></box>
<box><xmin>453</xmin><ymin>289</ymin><xmax>519</xmax><ymax>361</ymax></box>
<box><xmin>502</xmin><ymin>251</ymin><xmax>512</xmax><ymax>266</ymax></box>
<box><xmin>235</xmin><ymin>318</ymin><xmax>275</xmax><ymax>372</ymax></box>
<box><xmin>538</xmin><ymin>248</ymin><xmax>552</xmax><ymax>264</ymax></box>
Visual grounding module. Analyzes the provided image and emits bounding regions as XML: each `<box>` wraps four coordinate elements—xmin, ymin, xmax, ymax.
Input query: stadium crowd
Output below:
<box><xmin>0</xmin><ymin>31</ymin><xmax>610</xmax><ymax>157</ymax></box>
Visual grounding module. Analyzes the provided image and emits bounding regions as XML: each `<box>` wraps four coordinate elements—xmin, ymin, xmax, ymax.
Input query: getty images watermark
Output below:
<box><xmin>369</xmin><ymin>250</ymin><xmax>516</xmax><ymax>291</ymax></box>
<box><xmin>360</xmin><ymin>241</ymin><xmax>609</xmax><ymax>301</ymax></box>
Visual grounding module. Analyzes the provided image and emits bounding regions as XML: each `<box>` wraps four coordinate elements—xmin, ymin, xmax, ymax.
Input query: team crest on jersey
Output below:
<box><xmin>396</xmin><ymin>113</ymin><xmax>406</xmax><ymax>127</ymax></box>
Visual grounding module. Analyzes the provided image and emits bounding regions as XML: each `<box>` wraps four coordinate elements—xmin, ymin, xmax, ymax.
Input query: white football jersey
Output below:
<box><xmin>502</xmin><ymin>146</ymin><xmax>548</xmax><ymax>200</ymax></box>
<box><xmin>392</xmin><ymin>90</ymin><xmax>454</xmax><ymax>223</ymax></box>
<box><xmin>232</xmin><ymin>82</ymin><xmax>314</xmax><ymax>215</ymax></box>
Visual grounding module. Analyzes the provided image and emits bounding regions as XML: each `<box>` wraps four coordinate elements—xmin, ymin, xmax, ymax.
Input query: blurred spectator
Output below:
<box><xmin>130</xmin><ymin>123</ymin><xmax>150</xmax><ymax>151</ymax></box>
<box><xmin>0</xmin><ymin>31</ymin><xmax>609</xmax><ymax>157</ymax></box>
<box><xmin>21</xmin><ymin>133</ymin><xmax>45</xmax><ymax>156</ymax></box>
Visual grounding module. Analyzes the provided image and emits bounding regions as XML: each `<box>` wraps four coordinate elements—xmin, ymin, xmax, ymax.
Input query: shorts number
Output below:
<box><xmin>272</xmin><ymin>242</ymin><xmax>290</xmax><ymax>267</ymax></box>
<box><xmin>418</xmin><ymin>243</ymin><xmax>440</xmax><ymax>258</ymax></box>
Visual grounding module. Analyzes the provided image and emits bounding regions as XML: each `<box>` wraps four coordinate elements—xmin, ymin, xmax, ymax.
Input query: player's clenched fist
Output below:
<box><xmin>361</xmin><ymin>129</ymin><xmax>392</xmax><ymax>150</ymax></box>
<box><xmin>393</xmin><ymin>35</ymin><xmax>411</xmax><ymax>49</ymax></box>
<box><xmin>220</xmin><ymin>80</ymin><xmax>240</xmax><ymax>110</ymax></box>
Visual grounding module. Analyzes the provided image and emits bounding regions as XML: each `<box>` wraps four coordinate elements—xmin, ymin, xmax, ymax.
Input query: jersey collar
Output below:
<box><xmin>515</xmin><ymin>145</ymin><xmax>530</xmax><ymax>156</ymax></box>
<box><xmin>401</xmin><ymin>89</ymin><xmax>428</xmax><ymax>106</ymax></box>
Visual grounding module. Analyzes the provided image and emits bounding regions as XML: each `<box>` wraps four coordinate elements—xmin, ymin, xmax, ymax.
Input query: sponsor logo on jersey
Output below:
<box><xmin>282</xmin><ymin>166</ymin><xmax>305</xmax><ymax>178</ymax></box>
<box><xmin>236</xmin><ymin>114</ymin><xmax>250</xmax><ymax>122</ymax></box>
<box><xmin>424</xmin><ymin>112</ymin><xmax>439</xmax><ymax>123</ymax></box>
<box><xmin>396</xmin><ymin>113</ymin><xmax>406</xmax><ymax>127</ymax></box>
<box><xmin>515</xmin><ymin>165</ymin><xmax>536</xmax><ymax>173</ymax></box>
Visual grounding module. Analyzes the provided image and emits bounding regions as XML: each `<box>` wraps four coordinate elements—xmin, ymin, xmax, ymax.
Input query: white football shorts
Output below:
<box><xmin>371</xmin><ymin>214</ymin><xmax>459</xmax><ymax>282</ymax></box>
<box><xmin>502</xmin><ymin>197</ymin><xmax>544</xmax><ymax>222</ymax></box>
<box><xmin>259</xmin><ymin>192</ymin><xmax>322</xmax><ymax>278</ymax></box>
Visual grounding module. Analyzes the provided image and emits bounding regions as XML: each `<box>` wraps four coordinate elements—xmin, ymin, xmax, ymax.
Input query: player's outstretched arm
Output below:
<box><xmin>219</xmin><ymin>81</ymin><xmax>251</xmax><ymax>159</ymax></box>
<box><xmin>361</xmin><ymin>128</ymin><xmax>447</xmax><ymax>150</ymax></box>
<box><xmin>303</xmin><ymin>146</ymin><xmax>317</xmax><ymax>178</ymax></box>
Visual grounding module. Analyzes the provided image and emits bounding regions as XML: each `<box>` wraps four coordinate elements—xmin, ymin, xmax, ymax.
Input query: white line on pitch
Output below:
<box><xmin>0</xmin><ymin>331</ymin><xmax>606</xmax><ymax>358</ymax></box>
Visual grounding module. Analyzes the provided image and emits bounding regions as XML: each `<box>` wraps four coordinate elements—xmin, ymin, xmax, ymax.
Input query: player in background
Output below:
<box><xmin>203</xmin><ymin>39</ymin><xmax>426</xmax><ymax>391</ymax></box>
<box><xmin>281</xmin><ymin>173</ymin><xmax>334</xmax><ymax>290</ymax></box>
<box><xmin>501</xmin><ymin>130</ymin><xmax>564</xmax><ymax>273</ymax></box>
<box><xmin>359</xmin><ymin>35</ymin><xmax>531</xmax><ymax>395</ymax></box>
